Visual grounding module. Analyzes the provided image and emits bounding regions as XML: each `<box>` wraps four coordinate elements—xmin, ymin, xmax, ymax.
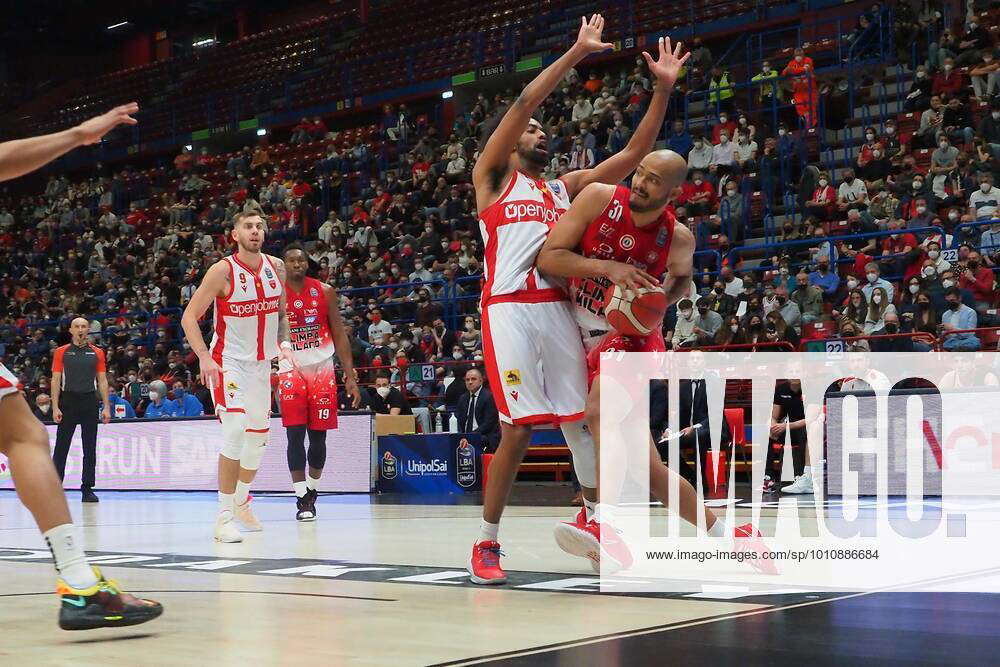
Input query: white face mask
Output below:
<box><xmin>867</xmin><ymin>272</ymin><xmax>878</xmax><ymax>283</ymax></box>
<box><xmin>872</xmin><ymin>294</ymin><xmax>882</xmax><ymax>305</ymax></box>
<box><xmin>819</xmin><ymin>179</ymin><xmax>828</xmax><ymax>187</ymax></box>
<box><xmin>909</xmin><ymin>284</ymin><xmax>920</xmax><ymax>294</ymax></box>
<box><xmin>993</xmin><ymin>111</ymin><xmax>1000</xmax><ymax>120</ymax></box>
<box><xmin>913</xmin><ymin>181</ymin><xmax>923</xmax><ymax>190</ymax></box>
<box><xmin>778</xmin><ymin>129</ymin><xmax>787</xmax><ymax>136</ymax></box>
<box><xmin>694</xmin><ymin>179</ymin><xmax>703</xmax><ymax>185</ymax></box>
<box><xmin>376</xmin><ymin>386</ymin><xmax>391</xmax><ymax>398</ymax></box>
<box><xmin>886</xmin><ymin>126</ymin><xmax>895</xmax><ymax>135</ymax></box>
<box><xmin>928</xmin><ymin>250</ymin><xmax>940</xmax><ymax>260</ymax></box>
<box><xmin>982</xmin><ymin>183</ymin><xmax>992</xmax><ymax>193</ymax></box>
<box><xmin>847</xmin><ymin>279</ymin><xmax>858</xmax><ymax>289</ymax></box>
<box><xmin>916</xmin><ymin>206</ymin><xmax>927</xmax><ymax>214</ymax></box>
<box><xmin>149</xmin><ymin>391</ymin><xmax>159</xmax><ymax>401</ymax></box>
<box><xmin>465</xmin><ymin>322</ymin><xmax>474</xmax><ymax>331</ymax></box>
<box><xmin>941</xmin><ymin>279</ymin><xmax>955</xmax><ymax>289</ymax></box>
<box><xmin>730</xmin><ymin>324</ymin><xmax>739</xmax><ymax>333</ymax></box>
<box><xmin>680</xmin><ymin>309</ymin><xmax>693</xmax><ymax>319</ymax></box>
<box><xmin>948</xmin><ymin>211</ymin><xmax>959</xmax><ymax>221</ymax></box>
<box><xmin>866</xmin><ymin>133</ymin><xmax>874</xmax><ymax>141</ymax></box>
<box><xmin>939</xmin><ymin>142</ymin><xmax>949</xmax><ymax>150</ymax></box>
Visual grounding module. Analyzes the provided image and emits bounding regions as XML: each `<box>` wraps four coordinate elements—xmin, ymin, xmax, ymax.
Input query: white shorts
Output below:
<box><xmin>212</xmin><ymin>357</ymin><xmax>272</xmax><ymax>431</ymax></box>
<box><xmin>0</xmin><ymin>363</ymin><xmax>21</xmax><ymax>401</ymax></box>
<box><xmin>481</xmin><ymin>298</ymin><xmax>588</xmax><ymax>425</ymax></box>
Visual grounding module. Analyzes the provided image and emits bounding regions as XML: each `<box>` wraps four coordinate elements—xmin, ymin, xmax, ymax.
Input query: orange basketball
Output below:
<box><xmin>603</xmin><ymin>285</ymin><xmax>667</xmax><ymax>336</ymax></box>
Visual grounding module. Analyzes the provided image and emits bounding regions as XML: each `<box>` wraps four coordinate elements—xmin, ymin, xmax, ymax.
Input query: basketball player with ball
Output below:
<box><xmin>468</xmin><ymin>14</ymin><xmax>689</xmax><ymax>584</ymax></box>
<box><xmin>538</xmin><ymin>149</ymin><xmax>775</xmax><ymax>574</ymax></box>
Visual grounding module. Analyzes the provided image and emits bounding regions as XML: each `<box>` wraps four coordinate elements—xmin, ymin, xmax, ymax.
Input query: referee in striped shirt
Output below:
<box><xmin>51</xmin><ymin>317</ymin><xmax>111</xmax><ymax>503</ymax></box>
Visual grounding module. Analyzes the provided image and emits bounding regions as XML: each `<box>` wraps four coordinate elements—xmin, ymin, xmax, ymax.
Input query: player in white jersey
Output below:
<box><xmin>0</xmin><ymin>103</ymin><xmax>163</xmax><ymax>630</ymax></box>
<box><xmin>181</xmin><ymin>212</ymin><xmax>298</xmax><ymax>543</ymax></box>
<box><xmin>468</xmin><ymin>15</ymin><xmax>689</xmax><ymax>584</ymax></box>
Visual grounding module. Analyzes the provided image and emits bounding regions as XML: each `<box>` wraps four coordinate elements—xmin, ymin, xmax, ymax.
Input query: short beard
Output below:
<box><xmin>629</xmin><ymin>194</ymin><xmax>670</xmax><ymax>214</ymax></box>
<box><xmin>517</xmin><ymin>146</ymin><xmax>548</xmax><ymax>172</ymax></box>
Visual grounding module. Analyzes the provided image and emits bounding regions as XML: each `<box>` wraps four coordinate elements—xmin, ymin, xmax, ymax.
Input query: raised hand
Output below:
<box><xmin>574</xmin><ymin>14</ymin><xmax>615</xmax><ymax>55</ymax></box>
<box><xmin>74</xmin><ymin>102</ymin><xmax>139</xmax><ymax>146</ymax></box>
<box><xmin>642</xmin><ymin>36</ymin><xmax>690</xmax><ymax>89</ymax></box>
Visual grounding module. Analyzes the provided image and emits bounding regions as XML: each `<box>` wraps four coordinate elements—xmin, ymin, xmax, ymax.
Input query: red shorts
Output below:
<box><xmin>277</xmin><ymin>361</ymin><xmax>338</xmax><ymax>430</ymax></box>
<box><xmin>585</xmin><ymin>331</ymin><xmax>666</xmax><ymax>388</ymax></box>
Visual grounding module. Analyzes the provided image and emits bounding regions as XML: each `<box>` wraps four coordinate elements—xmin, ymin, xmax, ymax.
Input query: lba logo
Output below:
<box><xmin>381</xmin><ymin>451</ymin><xmax>397</xmax><ymax>479</ymax></box>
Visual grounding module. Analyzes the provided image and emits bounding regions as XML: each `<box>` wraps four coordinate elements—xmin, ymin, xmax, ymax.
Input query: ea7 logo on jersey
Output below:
<box><xmin>598</xmin><ymin>222</ymin><xmax>615</xmax><ymax>237</ymax></box>
<box><xmin>619</xmin><ymin>235</ymin><xmax>636</xmax><ymax>251</ymax></box>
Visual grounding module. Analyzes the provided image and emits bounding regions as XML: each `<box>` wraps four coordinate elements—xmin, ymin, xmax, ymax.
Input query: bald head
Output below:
<box><xmin>70</xmin><ymin>317</ymin><xmax>90</xmax><ymax>345</ymax></box>
<box><xmin>629</xmin><ymin>150</ymin><xmax>688</xmax><ymax>213</ymax></box>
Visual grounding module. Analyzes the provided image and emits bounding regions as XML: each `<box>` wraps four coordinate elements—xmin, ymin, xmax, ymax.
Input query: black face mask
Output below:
<box><xmin>698</xmin><ymin>308</ymin><xmax>709</xmax><ymax>315</ymax></box>
<box><xmin>777</xmin><ymin>296</ymin><xmax>787</xmax><ymax>305</ymax></box>
<box><xmin>884</xmin><ymin>323</ymin><xmax>899</xmax><ymax>334</ymax></box>
<box><xmin>917</xmin><ymin>302</ymin><xmax>929</xmax><ymax>309</ymax></box>
<box><xmin>948</xmin><ymin>301</ymin><xmax>960</xmax><ymax>310</ymax></box>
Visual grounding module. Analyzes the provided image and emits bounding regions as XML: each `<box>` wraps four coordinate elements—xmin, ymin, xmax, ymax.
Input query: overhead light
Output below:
<box><xmin>256</xmin><ymin>128</ymin><xmax>267</xmax><ymax>136</ymax></box>
<box><xmin>184</xmin><ymin>144</ymin><xmax>193</xmax><ymax>151</ymax></box>
<box><xmin>441</xmin><ymin>90</ymin><xmax>454</xmax><ymax>99</ymax></box>
<box><xmin>106</xmin><ymin>21</ymin><xmax>129</xmax><ymax>30</ymax></box>
<box><xmin>193</xmin><ymin>38</ymin><xmax>216</xmax><ymax>48</ymax></box>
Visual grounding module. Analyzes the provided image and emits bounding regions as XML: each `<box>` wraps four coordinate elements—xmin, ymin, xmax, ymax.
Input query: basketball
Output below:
<box><xmin>603</xmin><ymin>285</ymin><xmax>667</xmax><ymax>336</ymax></box>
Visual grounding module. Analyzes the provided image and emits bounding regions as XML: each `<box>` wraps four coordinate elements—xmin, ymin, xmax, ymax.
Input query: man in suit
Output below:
<box><xmin>455</xmin><ymin>368</ymin><xmax>499</xmax><ymax>452</ymax></box>
<box><xmin>651</xmin><ymin>371</ymin><xmax>730</xmax><ymax>484</ymax></box>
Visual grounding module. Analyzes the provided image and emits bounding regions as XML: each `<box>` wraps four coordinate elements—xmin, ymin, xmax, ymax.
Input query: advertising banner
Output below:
<box><xmin>378</xmin><ymin>433</ymin><xmax>482</xmax><ymax>494</ymax></box>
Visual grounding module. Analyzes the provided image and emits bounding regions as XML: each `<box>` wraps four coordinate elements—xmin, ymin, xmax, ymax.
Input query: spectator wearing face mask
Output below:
<box><xmin>32</xmin><ymin>392</ymin><xmax>54</xmax><ymax>422</ymax></box>
<box><xmin>706</xmin><ymin>280</ymin><xmax>737</xmax><ymax>317</ymax></box>
<box><xmin>678</xmin><ymin>171</ymin><xmax>716</xmax><ymax>216</ymax></box>
<box><xmin>713</xmin><ymin>315</ymin><xmax>742</xmax><ymax>347</ymax></box>
<box><xmin>861</xmin><ymin>262</ymin><xmax>894</xmax><ymax>302</ymax></box>
<box><xmin>929</xmin><ymin>134</ymin><xmax>959</xmax><ymax>197</ymax></box>
<box><xmin>774</xmin><ymin>286</ymin><xmax>801</xmax><ymax>329</ymax></box>
<box><xmin>687</xmin><ymin>134</ymin><xmax>714</xmax><ymax>173</ymax></box>
<box><xmin>711</xmin><ymin>112</ymin><xmax>737</xmax><ymax>144</ymax></box>
<box><xmin>368</xmin><ymin>308</ymin><xmax>394</xmax><ymax>341</ymax></box>
<box><xmin>904</xmin><ymin>66</ymin><xmax>933</xmax><ymax>112</ymax></box>
<box><xmin>718</xmin><ymin>180</ymin><xmax>744</xmax><ymax>230</ymax></box>
<box><xmin>752</xmin><ymin>60</ymin><xmax>782</xmax><ymax>106</ymax></box>
<box><xmin>691</xmin><ymin>297</ymin><xmax>723</xmax><ymax>345</ymax></box>
<box><xmin>783</xmin><ymin>48</ymin><xmax>819</xmax><ymax>127</ymax></box>
<box><xmin>837</xmin><ymin>170</ymin><xmax>869</xmax><ymax>212</ymax></box>
<box><xmin>805</xmin><ymin>174</ymin><xmax>836</xmax><ymax>219</ymax></box>
<box><xmin>671</xmin><ymin>299</ymin><xmax>698</xmax><ymax>348</ymax></box>
<box><xmin>836</xmin><ymin>288</ymin><xmax>868</xmax><ymax>329</ymax></box>
<box><xmin>954</xmin><ymin>21</ymin><xmax>991</xmax><ymax>68</ymax></box>
<box><xmin>932</xmin><ymin>59</ymin><xmax>964</xmax><ymax>99</ymax></box>
<box><xmin>709</xmin><ymin>130</ymin><xmax>737</xmax><ymax>175</ymax></box>
<box><xmin>369</xmin><ymin>372</ymin><xmax>412</xmax><ymax>415</ymax></box>
<box><xmin>971</xmin><ymin>50</ymin><xmax>999</xmax><ymax>101</ymax></box>
<box><xmin>858</xmin><ymin>141</ymin><xmax>891</xmax><ymax>192</ymax></box>
<box><xmin>940</xmin><ymin>287</ymin><xmax>980</xmax><ymax>350</ymax></box>
<box><xmin>808</xmin><ymin>260</ymin><xmax>840</xmax><ymax>298</ymax></box>
<box><xmin>863</xmin><ymin>286</ymin><xmax>895</xmax><ymax>334</ymax></box>
<box><xmin>969</xmin><ymin>175</ymin><xmax>1000</xmax><ymax>222</ymax></box>
<box><xmin>142</xmin><ymin>380</ymin><xmax>177</xmax><ymax>418</ymax></box>
<box><xmin>870</xmin><ymin>311</ymin><xmax>915</xmax><ymax>351</ymax></box>
<box><xmin>792</xmin><ymin>271</ymin><xmax>824</xmax><ymax>324</ymax></box>
<box><xmin>915</xmin><ymin>96</ymin><xmax>945</xmax><ymax>149</ymax></box>
<box><xmin>979</xmin><ymin>100</ymin><xmax>1000</xmax><ymax>159</ymax></box>
<box><xmin>106</xmin><ymin>385</ymin><xmax>137</xmax><ymax>419</ymax></box>
<box><xmin>958</xmin><ymin>251</ymin><xmax>995</xmax><ymax>314</ymax></box>
<box><xmin>942</xmin><ymin>97</ymin><xmax>974</xmax><ymax>147</ymax></box>
<box><xmin>171</xmin><ymin>380</ymin><xmax>204</xmax><ymax>417</ymax></box>
<box><xmin>923</xmin><ymin>241</ymin><xmax>952</xmax><ymax>274</ymax></box>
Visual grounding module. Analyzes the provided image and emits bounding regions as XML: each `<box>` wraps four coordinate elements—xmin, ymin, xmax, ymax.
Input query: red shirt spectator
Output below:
<box><xmin>291</xmin><ymin>180</ymin><xmax>313</xmax><ymax>199</ymax></box>
<box><xmin>352</xmin><ymin>205</ymin><xmax>370</xmax><ymax>226</ymax></box>
<box><xmin>711</xmin><ymin>118</ymin><xmax>738</xmax><ymax>144</ymax></box>
<box><xmin>880</xmin><ymin>231</ymin><xmax>917</xmax><ymax>256</ymax></box>
<box><xmin>231</xmin><ymin>187</ymin><xmax>248</xmax><ymax>205</ymax></box>
<box><xmin>412</xmin><ymin>160</ymin><xmax>430</xmax><ymax>182</ymax></box>
<box><xmin>126</xmin><ymin>207</ymin><xmax>148</xmax><ymax>228</ymax></box>
<box><xmin>372</xmin><ymin>191</ymin><xmax>391</xmax><ymax>214</ymax></box>
<box><xmin>310</xmin><ymin>117</ymin><xmax>328</xmax><ymax>136</ymax></box>
<box><xmin>678</xmin><ymin>179</ymin><xmax>716</xmax><ymax>208</ymax></box>
<box><xmin>174</xmin><ymin>150</ymin><xmax>193</xmax><ymax>172</ymax></box>
<box><xmin>960</xmin><ymin>264</ymin><xmax>994</xmax><ymax>303</ymax></box>
<box><xmin>932</xmin><ymin>67</ymin><xmax>964</xmax><ymax>98</ymax></box>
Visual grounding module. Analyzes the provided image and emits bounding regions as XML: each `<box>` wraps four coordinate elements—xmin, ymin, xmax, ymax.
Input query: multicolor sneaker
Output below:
<box><xmin>57</xmin><ymin>566</ymin><xmax>163</xmax><ymax>631</ymax></box>
<box><xmin>468</xmin><ymin>540</ymin><xmax>507</xmax><ymax>585</ymax></box>
<box><xmin>734</xmin><ymin>523</ymin><xmax>779</xmax><ymax>575</ymax></box>
<box><xmin>234</xmin><ymin>496</ymin><xmax>262</xmax><ymax>532</ymax></box>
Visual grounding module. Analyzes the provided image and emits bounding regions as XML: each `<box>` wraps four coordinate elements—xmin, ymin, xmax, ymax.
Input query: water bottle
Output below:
<box><xmin>448</xmin><ymin>413</ymin><xmax>459</xmax><ymax>433</ymax></box>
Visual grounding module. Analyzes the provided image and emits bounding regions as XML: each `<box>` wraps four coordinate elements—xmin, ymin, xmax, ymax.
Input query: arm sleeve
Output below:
<box><xmin>93</xmin><ymin>347</ymin><xmax>107</xmax><ymax>372</ymax></box>
<box><xmin>51</xmin><ymin>346</ymin><xmax>66</xmax><ymax>373</ymax></box>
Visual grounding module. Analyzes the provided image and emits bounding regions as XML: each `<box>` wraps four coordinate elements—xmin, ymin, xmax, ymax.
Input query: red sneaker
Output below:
<box><xmin>597</xmin><ymin>521</ymin><xmax>634</xmax><ymax>573</ymax></box>
<box><xmin>468</xmin><ymin>541</ymin><xmax>507</xmax><ymax>585</ymax></box>
<box><xmin>734</xmin><ymin>523</ymin><xmax>779</xmax><ymax>575</ymax></box>
<box><xmin>553</xmin><ymin>509</ymin><xmax>600</xmax><ymax>570</ymax></box>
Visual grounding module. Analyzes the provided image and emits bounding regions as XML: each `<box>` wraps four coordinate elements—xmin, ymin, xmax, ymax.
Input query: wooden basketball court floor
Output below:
<box><xmin>2</xmin><ymin>488</ymin><xmax>1000</xmax><ymax>666</ymax></box>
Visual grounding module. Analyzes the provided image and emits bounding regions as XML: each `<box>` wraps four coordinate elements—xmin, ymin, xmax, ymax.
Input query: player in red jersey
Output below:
<box><xmin>538</xmin><ymin>150</ymin><xmax>776</xmax><ymax>574</ymax></box>
<box><xmin>0</xmin><ymin>103</ymin><xmax>163</xmax><ymax>630</ymax></box>
<box><xmin>468</xmin><ymin>16</ymin><xmax>690</xmax><ymax>584</ymax></box>
<box><xmin>277</xmin><ymin>244</ymin><xmax>361</xmax><ymax>520</ymax></box>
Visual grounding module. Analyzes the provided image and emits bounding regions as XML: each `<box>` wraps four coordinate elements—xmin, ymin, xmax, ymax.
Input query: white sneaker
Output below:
<box><xmin>214</xmin><ymin>511</ymin><xmax>243</xmax><ymax>543</ymax></box>
<box><xmin>233</xmin><ymin>497</ymin><xmax>263</xmax><ymax>532</ymax></box>
<box><xmin>782</xmin><ymin>473</ymin><xmax>814</xmax><ymax>494</ymax></box>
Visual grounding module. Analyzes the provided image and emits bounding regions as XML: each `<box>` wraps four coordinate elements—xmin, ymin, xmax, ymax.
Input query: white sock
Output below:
<box><xmin>594</xmin><ymin>503</ymin><xmax>615</xmax><ymax>524</ymax></box>
<box><xmin>707</xmin><ymin>517</ymin><xmax>728</xmax><ymax>538</ymax></box>
<box><xmin>803</xmin><ymin>466</ymin><xmax>812</xmax><ymax>478</ymax></box>
<box><xmin>218</xmin><ymin>491</ymin><xmax>235</xmax><ymax>514</ymax></box>
<box><xmin>293</xmin><ymin>481</ymin><xmax>307</xmax><ymax>498</ymax></box>
<box><xmin>44</xmin><ymin>524</ymin><xmax>98</xmax><ymax>589</ymax></box>
<box><xmin>235</xmin><ymin>481</ymin><xmax>251</xmax><ymax>506</ymax></box>
<box><xmin>306</xmin><ymin>475</ymin><xmax>320</xmax><ymax>492</ymax></box>
<box><xmin>583</xmin><ymin>498</ymin><xmax>596</xmax><ymax>522</ymax></box>
<box><xmin>478</xmin><ymin>520</ymin><xmax>499</xmax><ymax>543</ymax></box>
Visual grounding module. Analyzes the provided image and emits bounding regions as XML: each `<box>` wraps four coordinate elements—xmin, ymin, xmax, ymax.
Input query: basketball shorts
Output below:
<box><xmin>0</xmin><ymin>363</ymin><xmax>21</xmax><ymax>401</ymax></box>
<box><xmin>583</xmin><ymin>330</ymin><xmax>666</xmax><ymax>388</ymax></box>
<box><xmin>481</xmin><ymin>298</ymin><xmax>587</xmax><ymax>426</ymax></box>
<box><xmin>212</xmin><ymin>357</ymin><xmax>272</xmax><ymax>430</ymax></box>
<box><xmin>277</xmin><ymin>358</ymin><xmax>338</xmax><ymax>430</ymax></box>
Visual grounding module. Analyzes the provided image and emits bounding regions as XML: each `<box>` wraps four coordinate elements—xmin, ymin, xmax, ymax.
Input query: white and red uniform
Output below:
<box><xmin>210</xmin><ymin>253</ymin><xmax>283</xmax><ymax>431</ymax></box>
<box><xmin>569</xmin><ymin>185</ymin><xmax>676</xmax><ymax>385</ymax></box>
<box><xmin>479</xmin><ymin>170</ymin><xmax>588</xmax><ymax>425</ymax></box>
<box><xmin>277</xmin><ymin>277</ymin><xmax>338</xmax><ymax>430</ymax></box>
<box><xmin>0</xmin><ymin>363</ymin><xmax>22</xmax><ymax>401</ymax></box>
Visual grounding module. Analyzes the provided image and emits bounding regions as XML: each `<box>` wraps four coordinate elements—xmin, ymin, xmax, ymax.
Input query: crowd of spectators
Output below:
<box><xmin>1</xmin><ymin>3</ymin><xmax>998</xmax><ymax>425</ymax></box>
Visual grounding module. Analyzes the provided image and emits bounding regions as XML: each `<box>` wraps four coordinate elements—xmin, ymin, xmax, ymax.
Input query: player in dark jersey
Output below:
<box><xmin>538</xmin><ymin>150</ymin><xmax>775</xmax><ymax>574</ymax></box>
<box><xmin>279</xmin><ymin>244</ymin><xmax>361</xmax><ymax>520</ymax></box>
